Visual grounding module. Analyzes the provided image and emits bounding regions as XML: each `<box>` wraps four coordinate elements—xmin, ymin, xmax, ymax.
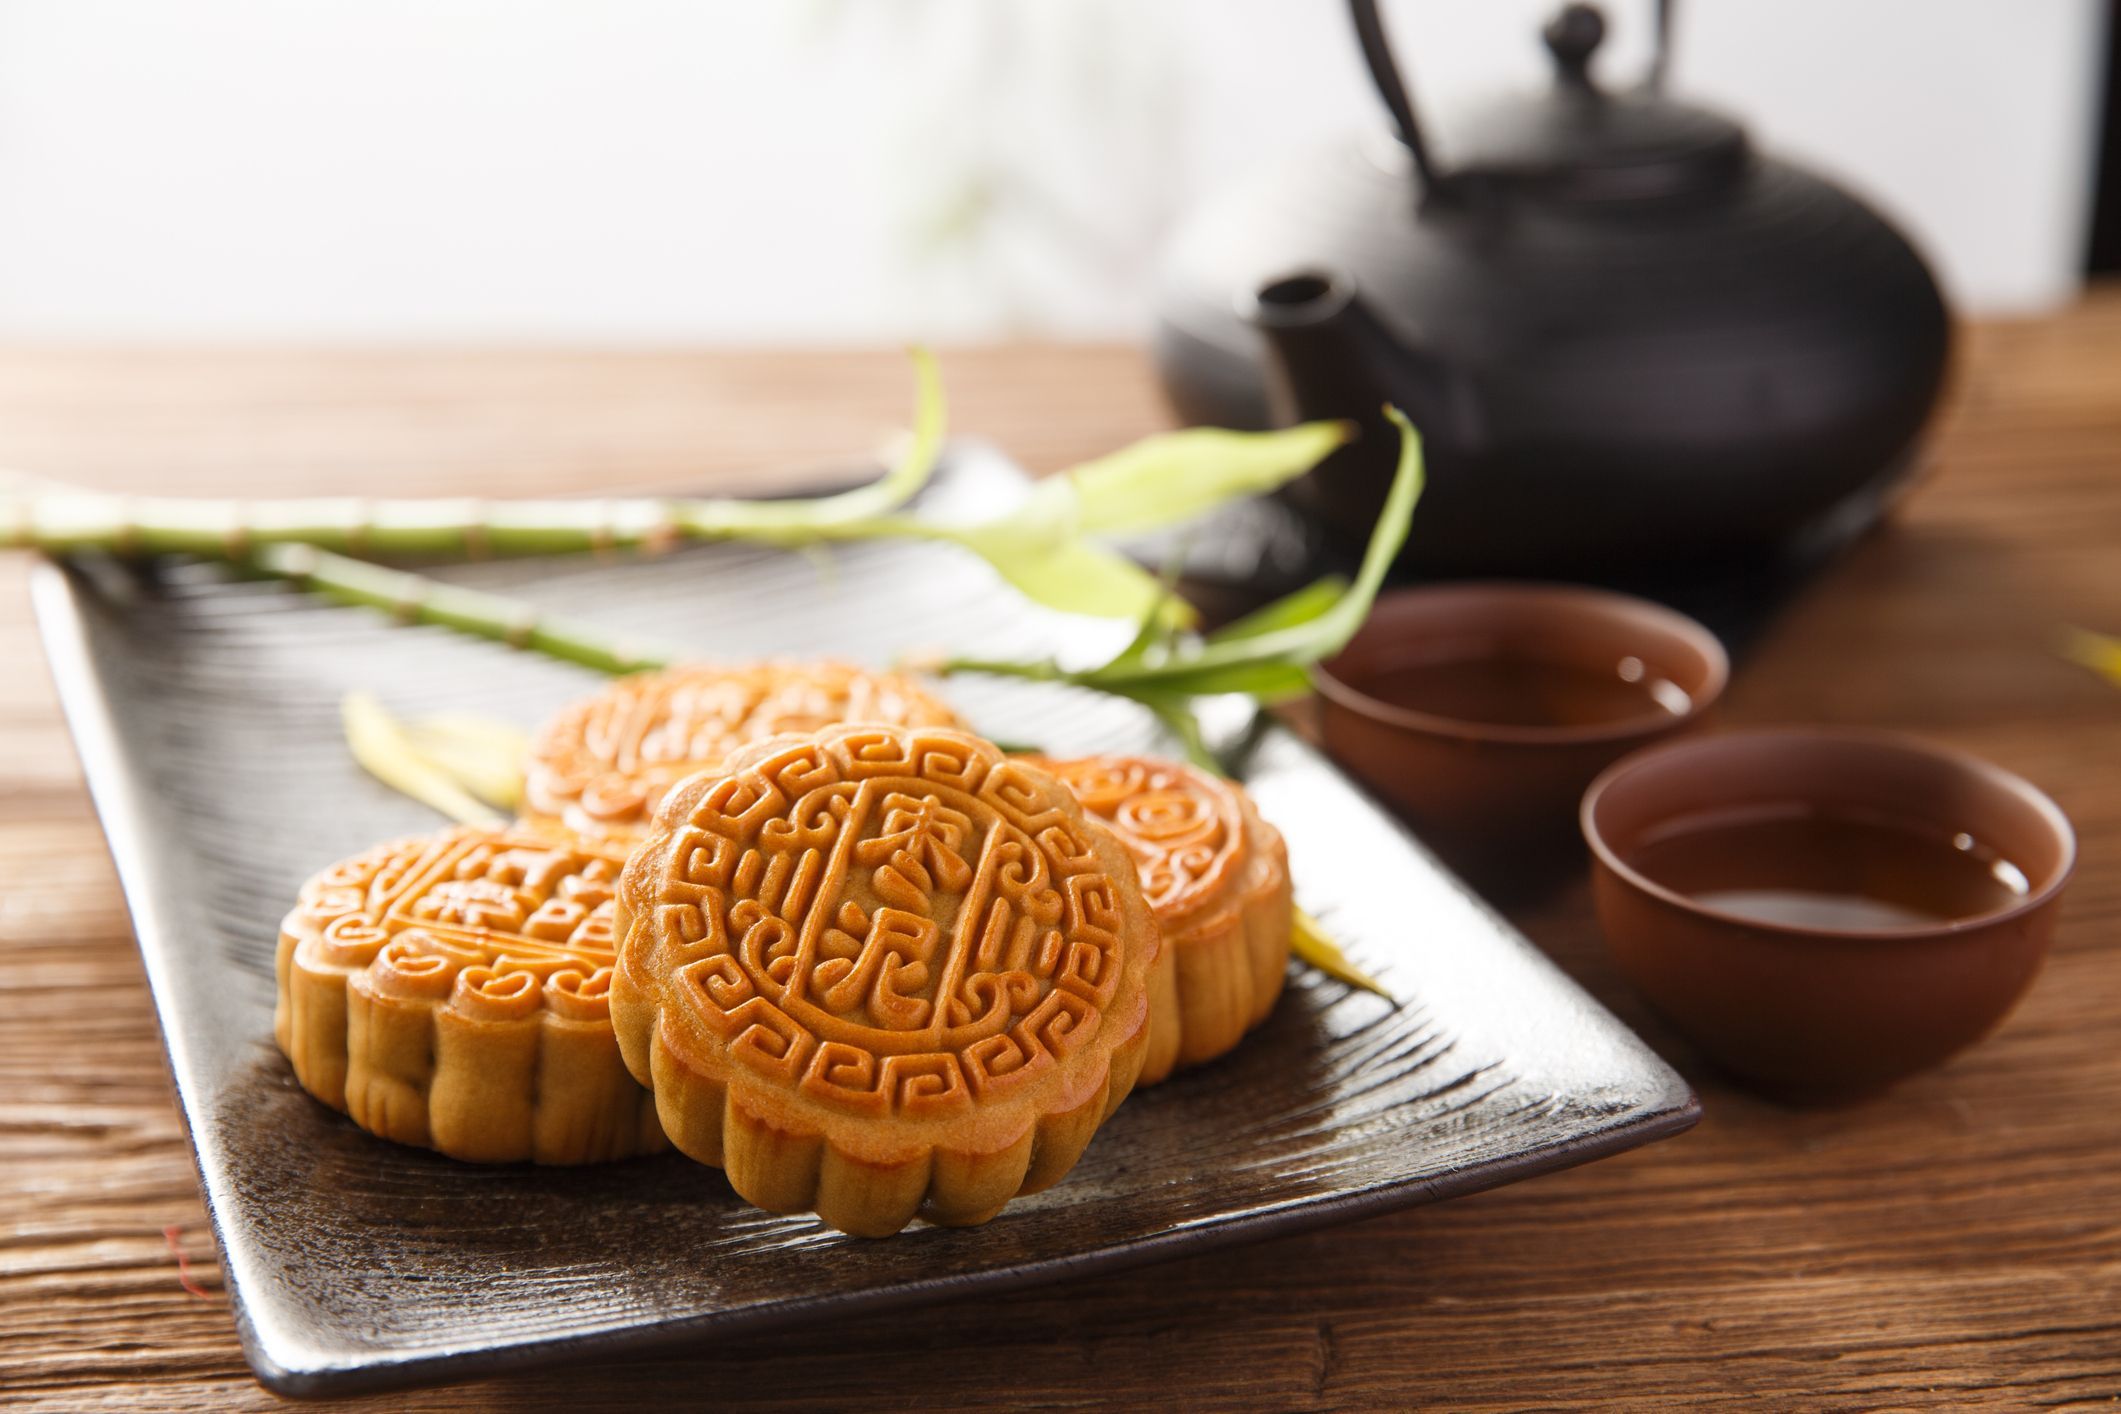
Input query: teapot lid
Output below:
<box><xmin>1449</xmin><ymin>5</ymin><xmax>1748</xmax><ymax>201</ymax></box>
<box><xmin>1348</xmin><ymin>0</ymin><xmax>1750</xmax><ymax>205</ymax></box>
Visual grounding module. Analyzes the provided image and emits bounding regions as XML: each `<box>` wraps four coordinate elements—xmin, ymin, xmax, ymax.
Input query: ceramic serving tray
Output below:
<box><xmin>32</xmin><ymin>445</ymin><xmax>1697</xmax><ymax>1396</ymax></box>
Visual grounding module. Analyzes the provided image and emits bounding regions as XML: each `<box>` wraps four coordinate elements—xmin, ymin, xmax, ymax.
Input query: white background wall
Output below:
<box><xmin>0</xmin><ymin>0</ymin><xmax>2102</xmax><ymax>342</ymax></box>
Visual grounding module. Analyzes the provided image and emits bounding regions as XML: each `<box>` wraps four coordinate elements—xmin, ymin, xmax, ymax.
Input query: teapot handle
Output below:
<box><xmin>1645</xmin><ymin>0</ymin><xmax>1674</xmax><ymax>92</ymax></box>
<box><xmin>1345</xmin><ymin>0</ymin><xmax>1447</xmax><ymax>194</ymax></box>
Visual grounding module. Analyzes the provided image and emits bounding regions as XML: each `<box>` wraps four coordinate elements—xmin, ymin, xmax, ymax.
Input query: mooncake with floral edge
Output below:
<box><xmin>276</xmin><ymin>826</ymin><xmax>665</xmax><ymax>1164</ymax></box>
<box><xmin>611</xmin><ymin>724</ymin><xmax>1177</xmax><ymax>1236</ymax></box>
<box><xmin>1034</xmin><ymin>755</ymin><xmax>1291</xmax><ymax>1084</ymax></box>
<box><xmin>522</xmin><ymin>660</ymin><xmax>963</xmax><ymax>841</ymax></box>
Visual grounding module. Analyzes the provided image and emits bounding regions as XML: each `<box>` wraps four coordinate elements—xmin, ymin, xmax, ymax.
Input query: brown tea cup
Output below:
<box><xmin>1582</xmin><ymin>728</ymin><xmax>2075</xmax><ymax>1102</ymax></box>
<box><xmin>1314</xmin><ymin>582</ymin><xmax>1727</xmax><ymax>882</ymax></box>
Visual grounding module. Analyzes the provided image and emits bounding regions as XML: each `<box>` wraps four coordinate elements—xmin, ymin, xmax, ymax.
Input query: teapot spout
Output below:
<box><xmin>1248</xmin><ymin>268</ymin><xmax>1457</xmax><ymax>555</ymax></box>
<box><xmin>1248</xmin><ymin>270</ymin><xmax>1417</xmax><ymax>428</ymax></box>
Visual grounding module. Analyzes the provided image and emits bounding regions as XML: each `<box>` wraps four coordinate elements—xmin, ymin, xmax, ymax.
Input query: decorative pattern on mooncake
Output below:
<box><xmin>275</xmin><ymin>827</ymin><xmax>665</xmax><ymax>1164</ymax></box>
<box><xmin>611</xmin><ymin>724</ymin><xmax>1176</xmax><ymax>1236</ymax></box>
<box><xmin>522</xmin><ymin>661</ymin><xmax>963</xmax><ymax>840</ymax></box>
<box><xmin>1035</xmin><ymin>756</ymin><xmax>1292</xmax><ymax>1084</ymax></box>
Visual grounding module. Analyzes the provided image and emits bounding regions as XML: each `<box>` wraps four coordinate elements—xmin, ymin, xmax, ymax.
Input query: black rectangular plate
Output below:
<box><xmin>33</xmin><ymin>445</ymin><xmax>1697</xmax><ymax>1396</ymax></box>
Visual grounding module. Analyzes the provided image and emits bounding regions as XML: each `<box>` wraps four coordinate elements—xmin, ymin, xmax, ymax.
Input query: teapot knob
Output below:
<box><xmin>1543</xmin><ymin>3</ymin><xmax>1606</xmax><ymax>87</ymax></box>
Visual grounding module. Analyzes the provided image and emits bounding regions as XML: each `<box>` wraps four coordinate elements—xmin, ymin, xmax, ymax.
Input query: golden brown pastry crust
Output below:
<box><xmin>522</xmin><ymin>661</ymin><xmax>962</xmax><ymax>841</ymax></box>
<box><xmin>275</xmin><ymin>827</ymin><xmax>665</xmax><ymax>1164</ymax></box>
<box><xmin>1035</xmin><ymin>756</ymin><xmax>1291</xmax><ymax>1083</ymax></box>
<box><xmin>611</xmin><ymin>725</ymin><xmax>1173</xmax><ymax>1236</ymax></box>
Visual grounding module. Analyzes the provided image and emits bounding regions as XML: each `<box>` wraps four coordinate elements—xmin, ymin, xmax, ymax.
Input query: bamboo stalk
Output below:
<box><xmin>254</xmin><ymin>542</ymin><xmax>672</xmax><ymax>676</ymax></box>
<box><xmin>0</xmin><ymin>350</ymin><xmax>943</xmax><ymax>561</ymax></box>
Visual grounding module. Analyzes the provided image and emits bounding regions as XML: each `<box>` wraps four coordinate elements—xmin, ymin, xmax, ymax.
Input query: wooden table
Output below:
<box><xmin>3</xmin><ymin>302</ymin><xmax>2119</xmax><ymax>1410</ymax></box>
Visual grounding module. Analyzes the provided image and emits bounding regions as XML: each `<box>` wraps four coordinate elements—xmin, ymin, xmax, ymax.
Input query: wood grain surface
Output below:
<box><xmin>1</xmin><ymin>307</ymin><xmax>2118</xmax><ymax>1410</ymax></box>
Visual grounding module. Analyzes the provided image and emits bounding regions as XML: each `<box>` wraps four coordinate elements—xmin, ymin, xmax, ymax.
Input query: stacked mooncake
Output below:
<box><xmin>276</xmin><ymin>662</ymin><xmax>1295</xmax><ymax>1235</ymax></box>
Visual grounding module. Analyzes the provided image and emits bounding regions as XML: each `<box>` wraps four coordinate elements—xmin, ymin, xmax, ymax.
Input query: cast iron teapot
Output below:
<box><xmin>1152</xmin><ymin>0</ymin><xmax>1951</xmax><ymax>575</ymax></box>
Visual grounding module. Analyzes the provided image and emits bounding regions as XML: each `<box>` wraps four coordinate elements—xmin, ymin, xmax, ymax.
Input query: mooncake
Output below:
<box><xmin>276</xmin><ymin>826</ymin><xmax>665</xmax><ymax>1164</ymax></box>
<box><xmin>522</xmin><ymin>661</ymin><xmax>963</xmax><ymax>841</ymax></box>
<box><xmin>1035</xmin><ymin>756</ymin><xmax>1291</xmax><ymax>1083</ymax></box>
<box><xmin>611</xmin><ymin>724</ymin><xmax>1177</xmax><ymax>1236</ymax></box>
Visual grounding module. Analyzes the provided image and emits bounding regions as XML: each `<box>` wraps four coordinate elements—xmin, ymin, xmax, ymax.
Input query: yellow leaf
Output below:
<box><xmin>1291</xmin><ymin>906</ymin><xmax>1393</xmax><ymax>1000</ymax></box>
<box><xmin>406</xmin><ymin>714</ymin><xmax>529</xmax><ymax>808</ymax></box>
<box><xmin>343</xmin><ymin>692</ymin><xmax>506</xmax><ymax>827</ymax></box>
<box><xmin>2060</xmin><ymin>626</ymin><xmax>2121</xmax><ymax>687</ymax></box>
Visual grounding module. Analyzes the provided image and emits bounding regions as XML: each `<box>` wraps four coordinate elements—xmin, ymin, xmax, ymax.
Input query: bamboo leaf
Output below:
<box><xmin>1092</xmin><ymin>659</ymin><xmax>1315</xmax><ymax>702</ymax></box>
<box><xmin>938</xmin><ymin>410</ymin><xmax>1425</xmax><ymax>755</ymax></box>
<box><xmin>991</xmin><ymin>537</ymin><xmax>1176</xmax><ymax>625</ymax></box>
<box><xmin>936</xmin><ymin>414</ymin><xmax>1403</xmax><ymax>634</ymax></box>
<box><xmin>797</xmin><ymin>346</ymin><xmax>947</xmax><ymax>524</ymax></box>
<box><xmin>1070</xmin><ymin>409</ymin><xmax>1423</xmax><ymax>691</ymax></box>
<box><xmin>1021</xmin><ymin>421</ymin><xmax>1353</xmax><ymax>537</ymax></box>
<box><xmin>343</xmin><ymin>693</ymin><xmax>507</xmax><ymax>827</ymax></box>
<box><xmin>1292</xmin><ymin>907</ymin><xmax>1393</xmax><ymax>999</ymax></box>
<box><xmin>1109</xmin><ymin>599</ymin><xmax>1175</xmax><ymax>670</ymax></box>
<box><xmin>903</xmin><ymin>520</ymin><xmax>1178</xmax><ymax>624</ymax></box>
<box><xmin>846</xmin><ymin>421</ymin><xmax>1347</xmax><ymax>624</ymax></box>
<box><xmin>1206</xmin><ymin>576</ymin><xmax>1349</xmax><ymax>645</ymax></box>
<box><xmin>1280</xmin><ymin>406</ymin><xmax>1422</xmax><ymax>661</ymax></box>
